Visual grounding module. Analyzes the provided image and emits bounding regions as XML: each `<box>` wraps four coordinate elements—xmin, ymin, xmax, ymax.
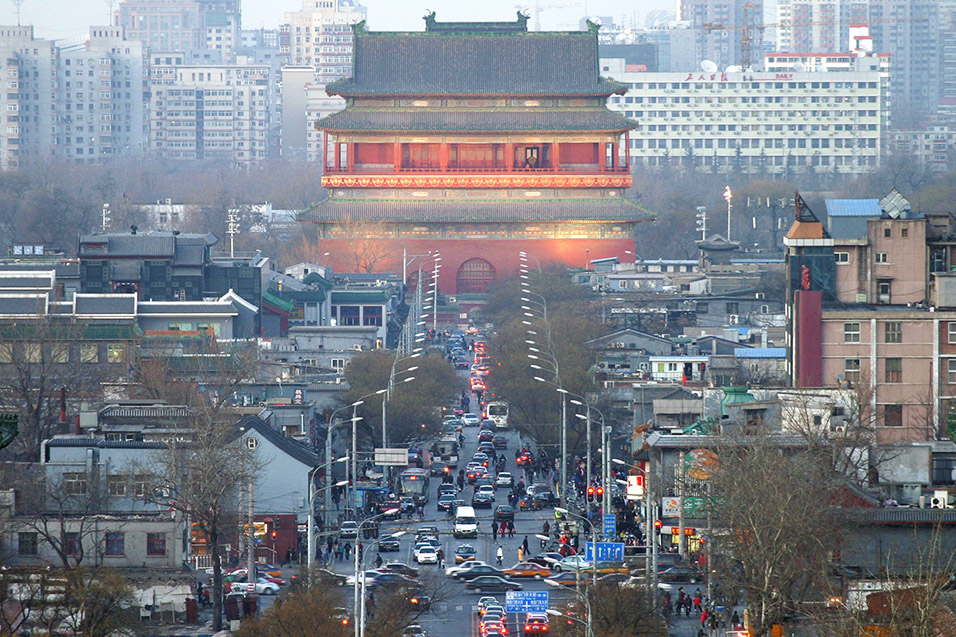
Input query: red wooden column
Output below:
<box><xmin>347</xmin><ymin>142</ymin><xmax>355</xmax><ymax>172</ymax></box>
<box><xmin>333</xmin><ymin>140</ymin><xmax>341</xmax><ymax>172</ymax></box>
<box><xmin>393</xmin><ymin>141</ymin><xmax>401</xmax><ymax>172</ymax></box>
<box><xmin>612</xmin><ymin>140</ymin><xmax>620</xmax><ymax>171</ymax></box>
<box><xmin>323</xmin><ymin>132</ymin><xmax>328</xmax><ymax>170</ymax></box>
<box><xmin>439</xmin><ymin>142</ymin><xmax>450</xmax><ymax>172</ymax></box>
<box><xmin>624</xmin><ymin>131</ymin><xmax>631</xmax><ymax>170</ymax></box>
<box><xmin>600</xmin><ymin>142</ymin><xmax>607</xmax><ymax>172</ymax></box>
<box><xmin>552</xmin><ymin>142</ymin><xmax>560</xmax><ymax>172</ymax></box>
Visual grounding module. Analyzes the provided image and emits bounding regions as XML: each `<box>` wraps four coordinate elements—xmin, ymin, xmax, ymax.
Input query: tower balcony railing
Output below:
<box><xmin>323</xmin><ymin>163</ymin><xmax>630</xmax><ymax>174</ymax></box>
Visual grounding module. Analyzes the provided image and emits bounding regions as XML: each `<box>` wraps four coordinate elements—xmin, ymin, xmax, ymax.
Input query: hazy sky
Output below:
<box><xmin>4</xmin><ymin>0</ymin><xmax>670</xmax><ymax>41</ymax></box>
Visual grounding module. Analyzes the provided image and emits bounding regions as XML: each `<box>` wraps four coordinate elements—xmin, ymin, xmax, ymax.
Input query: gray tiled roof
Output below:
<box><xmin>328</xmin><ymin>22</ymin><xmax>626</xmax><ymax>98</ymax></box>
<box><xmin>74</xmin><ymin>294</ymin><xmax>136</xmax><ymax>316</ymax></box>
<box><xmin>0</xmin><ymin>294</ymin><xmax>46</xmax><ymax>315</ymax></box>
<box><xmin>299</xmin><ymin>198</ymin><xmax>652</xmax><ymax>223</ymax></box>
<box><xmin>0</xmin><ymin>272</ymin><xmax>55</xmax><ymax>290</ymax></box>
<box><xmin>317</xmin><ymin>108</ymin><xmax>636</xmax><ymax>133</ymax></box>
<box><xmin>137</xmin><ymin>301</ymin><xmax>238</xmax><ymax>316</ymax></box>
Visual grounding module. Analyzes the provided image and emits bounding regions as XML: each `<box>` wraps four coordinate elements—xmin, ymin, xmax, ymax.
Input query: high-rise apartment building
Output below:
<box><xmin>281</xmin><ymin>0</ymin><xmax>365</xmax><ymax>82</ymax></box>
<box><xmin>57</xmin><ymin>27</ymin><xmax>147</xmax><ymax>163</ymax></box>
<box><xmin>148</xmin><ymin>54</ymin><xmax>271</xmax><ymax>163</ymax></box>
<box><xmin>115</xmin><ymin>0</ymin><xmax>240</xmax><ymax>62</ymax></box>
<box><xmin>0</xmin><ymin>26</ymin><xmax>56</xmax><ymax>169</ymax></box>
<box><xmin>677</xmin><ymin>0</ymin><xmax>763</xmax><ymax>68</ymax></box>
<box><xmin>775</xmin><ymin>0</ymin><xmax>868</xmax><ymax>53</ymax></box>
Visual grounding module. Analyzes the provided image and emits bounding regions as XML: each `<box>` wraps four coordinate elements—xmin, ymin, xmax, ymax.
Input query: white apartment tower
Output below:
<box><xmin>281</xmin><ymin>0</ymin><xmax>365</xmax><ymax>82</ymax></box>
<box><xmin>775</xmin><ymin>0</ymin><xmax>868</xmax><ymax>53</ymax></box>
<box><xmin>115</xmin><ymin>0</ymin><xmax>241</xmax><ymax>62</ymax></box>
<box><xmin>0</xmin><ymin>27</ymin><xmax>56</xmax><ymax>169</ymax></box>
<box><xmin>57</xmin><ymin>27</ymin><xmax>147</xmax><ymax>163</ymax></box>
<box><xmin>148</xmin><ymin>54</ymin><xmax>271</xmax><ymax>163</ymax></box>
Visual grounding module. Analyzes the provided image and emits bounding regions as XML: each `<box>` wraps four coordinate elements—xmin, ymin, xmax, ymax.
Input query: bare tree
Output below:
<box><xmin>235</xmin><ymin>573</ymin><xmax>351</xmax><ymax>636</ymax></box>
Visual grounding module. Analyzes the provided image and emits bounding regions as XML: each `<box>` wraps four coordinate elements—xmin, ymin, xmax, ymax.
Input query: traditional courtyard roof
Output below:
<box><xmin>326</xmin><ymin>14</ymin><xmax>626</xmax><ymax>98</ymax></box>
<box><xmin>299</xmin><ymin>197</ymin><xmax>651</xmax><ymax>224</ymax></box>
<box><xmin>317</xmin><ymin>108</ymin><xmax>636</xmax><ymax>133</ymax></box>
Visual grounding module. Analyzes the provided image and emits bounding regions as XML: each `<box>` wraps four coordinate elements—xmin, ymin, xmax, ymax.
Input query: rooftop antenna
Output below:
<box><xmin>105</xmin><ymin>0</ymin><xmax>115</xmax><ymax>24</ymax></box>
<box><xmin>12</xmin><ymin>0</ymin><xmax>24</xmax><ymax>26</ymax></box>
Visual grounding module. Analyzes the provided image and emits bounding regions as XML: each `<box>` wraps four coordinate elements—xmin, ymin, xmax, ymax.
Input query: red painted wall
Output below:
<box><xmin>561</xmin><ymin>143</ymin><xmax>599</xmax><ymax>163</ymax></box>
<box><xmin>355</xmin><ymin>143</ymin><xmax>392</xmax><ymax>163</ymax></box>
<box><xmin>319</xmin><ymin>237</ymin><xmax>635</xmax><ymax>294</ymax></box>
<box><xmin>793</xmin><ymin>290</ymin><xmax>822</xmax><ymax>387</ymax></box>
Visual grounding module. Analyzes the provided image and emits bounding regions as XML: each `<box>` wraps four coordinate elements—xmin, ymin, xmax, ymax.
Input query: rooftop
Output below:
<box><xmin>326</xmin><ymin>15</ymin><xmax>626</xmax><ymax>98</ymax></box>
<box><xmin>317</xmin><ymin>108</ymin><xmax>636</xmax><ymax>133</ymax></box>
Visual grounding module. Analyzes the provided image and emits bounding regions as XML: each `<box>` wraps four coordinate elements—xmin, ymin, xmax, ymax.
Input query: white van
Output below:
<box><xmin>453</xmin><ymin>505</ymin><xmax>478</xmax><ymax>538</ymax></box>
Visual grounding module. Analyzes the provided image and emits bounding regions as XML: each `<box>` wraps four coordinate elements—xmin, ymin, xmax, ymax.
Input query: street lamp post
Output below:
<box><xmin>545</xmin><ymin>606</ymin><xmax>594</xmax><ymax>637</ymax></box>
<box><xmin>612</xmin><ymin>457</ymin><xmax>655</xmax><ymax>587</ymax></box>
<box><xmin>358</xmin><ymin>530</ymin><xmax>406</xmax><ymax>636</ymax></box>
<box><xmin>351</xmin><ymin>509</ymin><xmax>399</xmax><ymax>637</ymax></box>
<box><xmin>307</xmin><ymin>458</ymin><xmax>348</xmax><ymax>571</ymax></box>
<box><xmin>350</xmin><ymin>390</ymin><xmax>387</xmax><ymax>516</ymax></box>
<box><xmin>326</xmin><ymin>402</ymin><xmax>363</xmax><ymax>525</ymax></box>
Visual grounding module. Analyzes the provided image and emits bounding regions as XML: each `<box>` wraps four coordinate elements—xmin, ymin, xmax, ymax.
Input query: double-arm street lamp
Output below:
<box><xmin>307</xmin><ymin>456</ymin><xmax>348</xmax><ymax>572</ymax></box>
<box><xmin>351</xmin><ymin>508</ymin><xmax>400</xmax><ymax>637</ymax></box>
<box><xmin>326</xmin><ymin>402</ymin><xmax>365</xmax><ymax>524</ymax></box>
<box><xmin>611</xmin><ymin>457</ymin><xmax>657</xmax><ymax>592</ymax></box>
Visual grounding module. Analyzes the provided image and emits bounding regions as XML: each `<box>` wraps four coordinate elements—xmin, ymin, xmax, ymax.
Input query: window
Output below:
<box><xmin>844</xmin><ymin>358</ymin><xmax>861</xmax><ymax>383</ymax></box>
<box><xmin>146</xmin><ymin>533</ymin><xmax>166</xmax><ymax>556</ymax></box>
<box><xmin>885</xmin><ymin>357</ymin><xmax>902</xmax><ymax>383</ymax></box>
<box><xmin>107</xmin><ymin>343</ymin><xmax>126</xmax><ymax>363</ymax></box>
<box><xmin>726</xmin><ymin>302</ymin><xmax>739</xmax><ymax>314</ymax></box>
<box><xmin>18</xmin><ymin>532</ymin><xmax>37</xmax><ymax>555</ymax></box>
<box><xmin>338</xmin><ymin>306</ymin><xmax>360</xmax><ymax>326</ymax></box>
<box><xmin>330</xmin><ymin>358</ymin><xmax>346</xmax><ymax>370</ymax></box>
<box><xmin>877</xmin><ymin>323</ymin><xmax>902</xmax><ymax>346</ymax></box>
<box><xmin>108</xmin><ymin>475</ymin><xmax>126</xmax><ymax>496</ymax></box>
<box><xmin>883</xmin><ymin>227</ymin><xmax>891</xmax><ymax>238</ymax></box>
<box><xmin>104</xmin><ymin>532</ymin><xmax>124</xmax><ymax>555</ymax></box>
<box><xmin>63</xmin><ymin>532</ymin><xmax>81</xmax><ymax>556</ymax></box>
<box><xmin>878</xmin><ymin>281</ymin><xmax>891</xmax><ymax>300</ymax></box>
<box><xmin>950</xmin><ymin>323</ymin><xmax>956</xmax><ymax>344</ymax></box>
<box><xmin>902</xmin><ymin>228</ymin><xmax>909</xmax><ymax>238</ymax></box>
<box><xmin>81</xmin><ymin>344</ymin><xmax>98</xmax><ymax>363</ymax></box>
<box><xmin>362</xmin><ymin>306</ymin><xmax>382</xmax><ymax>327</ymax></box>
<box><xmin>835</xmin><ymin>252</ymin><xmax>849</xmax><ymax>264</ymax></box>
<box><xmin>133</xmin><ymin>475</ymin><xmax>147</xmax><ymax>498</ymax></box>
<box><xmin>24</xmin><ymin>343</ymin><xmax>41</xmax><ymax>363</ymax></box>
<box><xmin>949</xmin><ymin>359</ymin><xmax>956</xmax><ymax>384</ymax></box>
<box><xmin>876</xmin><ymin>253</ymin><xmax>888</xmax><ymax>263</ymax></box>
<box><xmin>63</xmin><ymin>472</ymin><xmax>87</xmax><ymax>495</ymax></box>
<box><xmin>843</xmin><ymin>322</ymin><xmax>861</xmax><ymax>343</ymax></box>
<box><xmin>883</xmin><ymin>404</ymin><xmax>903</xmax><ymax>427</ymax></box>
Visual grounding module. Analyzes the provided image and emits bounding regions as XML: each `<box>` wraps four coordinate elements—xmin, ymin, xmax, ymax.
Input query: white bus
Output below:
<box><xmin>486</xmin><ymin>402</ymin><xmax>509</xmax><ymax>429</ymax></box>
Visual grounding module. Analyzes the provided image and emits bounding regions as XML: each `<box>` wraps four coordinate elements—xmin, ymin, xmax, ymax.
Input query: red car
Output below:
<box><xmin>524</xmin><ymin>612</ymin><xmax>549</xmax><ymax>633</ymax></box>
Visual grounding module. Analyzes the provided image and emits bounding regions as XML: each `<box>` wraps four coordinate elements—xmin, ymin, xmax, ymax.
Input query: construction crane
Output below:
<box><xmin>515</xmin><ymin>1</ymin><xmax>582</xmax><ymax>32</ymax></box>
<box><xmin>703</xmin><ymin>10</ymin><xmax>928</xmax><ymax>70</ymax></box>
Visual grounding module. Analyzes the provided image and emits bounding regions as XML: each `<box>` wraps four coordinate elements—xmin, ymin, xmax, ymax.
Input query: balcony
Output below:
<box><xmin>321</xmin><ymin>165</ymin><xmax>632</xmax><ymax>189</ymax></box>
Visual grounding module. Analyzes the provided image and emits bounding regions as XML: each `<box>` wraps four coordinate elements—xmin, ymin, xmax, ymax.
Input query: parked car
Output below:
<box><xmin>465</xmin><ymin>576</ymin><xmax>522</xmax><ymax>593</ymax></box>
<box><xmin>553</xmin><ymin>555</ymin><xmax>593</xmax><ymax>572</ymax></box>
<box><xmin>381</xmin><ymin>562</ymin><xmax>420</xmax><ymax>578</ymax></box>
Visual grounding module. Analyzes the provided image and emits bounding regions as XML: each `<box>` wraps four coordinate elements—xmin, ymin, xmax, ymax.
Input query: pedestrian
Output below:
<box><xmin>521</xmin><ymin>535</ymin><xmax>529</xmax><ymax>554</ymax></box>
<box><xmin>684</xmin><ymin>596</ymin><xmax>692</xmax><ymax>617</ymax></box>
<box><xmin>708</xmin><ymin>612</ymin><xmax>718</xmax><ymax>632</ymax></box>
<box><xmin>508</xmin><ymin>520</ymin><xmax>516</xmax><ymax>538</ymax></box>
<box><xmin>437</xmin><ymin>547</ymin><xmax>445</xmax><ymax>569</ymax></box>
<box><xmin>542</xmin><ymin>520</ymin><xmax>550</xmax><ymax>536</ymax></box>
<box><xmin>499</xmin><ymin>520</ymin><xmax>507</xmax><ymax>536</ymax></box>
<box><xmin>196</xmin><ymin>581</ymin><xmax>204</xmax><ymax>607</ymax></box>
<box><xmin>374</xmin><ymin>553</ymin><xmax>383</xmax><ymax>568</ymax></box>
<box><xmin>496</xmin><ymin>545</ymin><xmax>503</xmax><ymax>566</ymax></box>
<box><xmin>700</xmin><ymin>607</ymin><xmax>708</xmax><ymax>628</ymax></box>
<box><xmin>693</xmin><ymin>592</ymin><xmax>702</xmax><ymax>614</ymax></box>
<box><xmin>492</xmin><ymin>523</ymin><xmax>498</xmax><ymax>541</ymax></box>
<box><xmin>517</xmin><ymin>546</ymin><xmax>524</xmax><ymax>562</ymax></box>
<box><xmin>344</xmin><ymin>542</ymin><xmax>352</xmax><ymax>560</ymax></box>
<box><xmin>336</xmin><ymin>543</ymin><xmax>344</xmax><ymax>561</ymax></box>
<box><xmin>732</xmin><ymin>610</ymin><xmax>740</xmax><ymax>629</ymax></box>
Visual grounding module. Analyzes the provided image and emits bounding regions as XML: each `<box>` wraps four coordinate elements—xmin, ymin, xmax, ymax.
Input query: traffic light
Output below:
<box><xmin>271</xmin><ymin>531</ymin><xmax>277</xmax><ymax>539</ymax></box>
<box><xmin>654</xmin><ymin>519</ymin><xmax>662</xmax><ymax>532</ymax></box>
<box><xmin>596</xmin><ymin>487</ymin><xmax>604</xmax><ymax>499</ymax></box>
<box><xmin>587</xmin><ymin>486</ymin><xmax>595</xmax><ymax>501</ymax></box>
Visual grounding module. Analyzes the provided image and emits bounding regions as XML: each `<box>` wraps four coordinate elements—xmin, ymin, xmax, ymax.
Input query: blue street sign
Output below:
<box><xmin>603</xmin><ymin>513</ymin><xmax>617</xmax><ymax>538</ymax></box>
<box><xmin>585</xmin><ymin>541</ymin><xmax>625</xmax><ymax>562</ymax></box>
<box><xmin>505</xmin><ymin>591</ymin><xmax>549</xmax><ymax>613</ymax></box>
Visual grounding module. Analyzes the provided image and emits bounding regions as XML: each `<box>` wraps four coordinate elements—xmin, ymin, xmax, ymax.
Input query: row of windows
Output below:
<box><xmin>16</xmin><ymin>531</ymin><xmax>166</xmax><ymax>557</ymax></box>
<box><xmin>0</xmin><ymin>342</ymin><xmax>127</xmax><ymax>364</ymax></box>
<box><xmin>629</xmin><ymin>81</ymin><xmax>879</xmax><ymax>90</ymax></box>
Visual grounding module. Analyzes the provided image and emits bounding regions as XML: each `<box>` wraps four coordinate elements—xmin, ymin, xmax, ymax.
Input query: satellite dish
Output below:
<box><xmin>700</xmin><ymin>59</ymin><xmax>718</xmax><ymax>73</ymax></box>
<box><xmin>743</xmin><ymin>67</ymin><xmax>755</xmax><ymax>73</ymax></box>
<box><xmin>725</xmin><ymin>65</ymin><xmax>741</xmax><ymax>73</ymax></box>
<box><xmin>793</xmin><ymin>62</ymin><xmax>807</xmax><ymax>72</ymax></box>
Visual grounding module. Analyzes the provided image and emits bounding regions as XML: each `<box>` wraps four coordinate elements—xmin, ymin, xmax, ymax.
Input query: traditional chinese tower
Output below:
<box><xmin>301</xmin><ymin>12</ymin><xmax>648</xmax><ymax>295</ymax></box>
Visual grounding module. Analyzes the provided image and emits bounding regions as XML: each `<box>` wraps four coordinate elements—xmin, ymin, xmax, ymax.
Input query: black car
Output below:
<box><xmin>438</xmin><ymin>484</ymin><xmax>457</xmax><ymax>497</ymax></box>
<box><xmin>370</xmin><ymin>572</ymin><xmax>416</xmax><ymax>589</ymax></box>
<box><xmin>454</xmin><ymin>358</ymin><xmax>470</xmax><ymax>369</ymax></box>
<box><xmin>457</xmin><ymin>564</ymin><xmax>508</xmax><ymax>581</ymax></box>
<box><xmin>492</xmin><ymin>435</ymin><xmax>507</xmax><ymax>449</ymax></box>
<box><xmin>477</xmin><ymin>442</ymin><xmax>496</xmax><ymax>457</ymax></box>
<box><xmin>465</xmin><ymin>576</ymin><xmax>523</xmax><ymax>593</ymax></box>
<box><xmin>382</xmin><ymin>562</ymin><xmax>420</xmax><ymax>578</ymax></box>
<box><xmin>437</xmin><ymin>494</ymin><xmax>456</xmax><ymax>511</ymax></box>
<box><xmin>406</xmin><ymin>591</ymin><xmax>432</xmax><ymax>610</ymax></box>
<box><xmin>430</xmin><ymin>462</ymin><xmax>448</xmax><ymax>477</ymax></box>
<box><xmin>378</xmin><ymin>538</ymin><xmax>402</xmax><ymax>552</ymax></box>
<box><xmin>493</xmin><ymin>504</ymin><xmax>515</xmax><ymax>523</ymax></box>
<box><xmin>472</xmin><ymin>491</ymin><xmax>494</xmax><ymax>508</ymax></box>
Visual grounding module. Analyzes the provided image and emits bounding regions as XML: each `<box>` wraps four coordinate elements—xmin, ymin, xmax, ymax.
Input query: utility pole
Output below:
<box><xmin>723</xmin><ymin>186</ymin><xmax>733</xmax><ymax>241</ymax></box>
<box><xmin>227</xmin><ymin>208</ymin><xmax>240</xmax><ymax>258</ymax></box>
<box><xmin>247</xmin><ymin>474</ymin><xmax>256</xmax><ymax>592</ymax></box>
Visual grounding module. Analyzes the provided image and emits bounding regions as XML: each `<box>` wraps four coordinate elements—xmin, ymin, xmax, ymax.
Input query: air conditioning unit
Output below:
<box><xmin>931</xmin><ymin>490</ymin><xmax>950</xmax><ymax>509</ymax></box>
<box><xmin>614</xmin><ymin>342</ymin><xmax>627</xmax><ymax>349</ymax></box>
<box><xmin>447</xmin><ymin>295</ymin><xmax>457</xmax><ymax>304</ymax></box>
<box><xmin>352</xmin><ymin>344</ymin><xmax>364</xmax><ymax>351</ymax></box>
<box><xmin>729</xmin><ymin>314</ymin><xmax>740</xmax><ymax>325</ymax></box>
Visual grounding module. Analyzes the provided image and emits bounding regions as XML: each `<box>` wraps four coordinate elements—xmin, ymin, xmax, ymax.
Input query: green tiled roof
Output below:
<box><xmin>331</xmin><ymin>290</ymin><xmax>392</xmax><ymax>304</ymax></box>
<box><xmin>277</xmin><ymin>288</ymin><xmax>327</xmax><ymax>303</ymax></box>
<box><xmin>262</xmin><ymin>291</ymin><xmax>294</xmax><ymax>313</ymax></box>
<box><xmin>0</xmin><ymin>322</ymin><xmax>139</xmax><ymax>341</ymax></box>
<box><xmin>303</xmin><ymin>272</ymin><xmax>334</xmax><ymax>290</ymax></box>
<box><xmin>316</xmin><ymin>108</ymin><xmax>636</xmax><ymax>133</ymax></box>
<box><xmin>300</xmin><ymin>198</ymin><xmax>653</xmax><ymax>224</ymax></box>
<box><xmin>327</xmin><ymin>19</ymin><xmax>626</xmax><ymax>98</ymax></box>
